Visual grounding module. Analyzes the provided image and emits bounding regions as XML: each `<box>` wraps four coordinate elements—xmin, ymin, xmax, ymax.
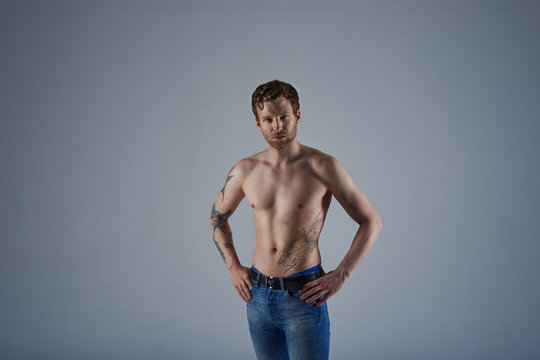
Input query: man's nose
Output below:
<box><xmin>273</xmin><ymin>119</ymin><xmax>283</xmax><ymax>130</ymax></box>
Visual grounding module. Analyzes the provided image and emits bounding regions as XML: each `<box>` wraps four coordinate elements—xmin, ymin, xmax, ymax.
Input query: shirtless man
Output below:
<box><xmin>209</xmin><ymin>80</ymin><xmax>382</xmax><ymax>360</ymax></box>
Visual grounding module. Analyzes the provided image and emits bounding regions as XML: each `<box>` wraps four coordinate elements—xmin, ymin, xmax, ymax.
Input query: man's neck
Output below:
<box><xmin>265</xmin><ymin>139</ymin><xmax>303</xmax><ymax>166</ymax></box>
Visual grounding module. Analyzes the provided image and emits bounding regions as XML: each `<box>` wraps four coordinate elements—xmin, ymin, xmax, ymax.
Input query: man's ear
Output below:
<box><xmin>296</xmin><ymin>110</ymin><xmax>301</xmax><ymax>124</ymax></box>
<box><xmin>255</xmin><ymin>118</ymin><xmax>260</xmax><ymax>128</ymax></box>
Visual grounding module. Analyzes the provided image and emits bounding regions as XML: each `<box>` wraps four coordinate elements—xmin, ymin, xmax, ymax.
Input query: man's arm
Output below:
<box><xmin>300</xmin><ymin>156</ymin><xmax>382</xmax><ymax>306</ymax></box>
<box><xmin>209</xmin><ymin>161</ymin><xmax>253</xmax><ymax>302</ymax></box>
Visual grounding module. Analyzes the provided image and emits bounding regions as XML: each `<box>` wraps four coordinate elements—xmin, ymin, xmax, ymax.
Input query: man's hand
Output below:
<box><xmin>229</xmin><ymin>265</ymin><xmax>253</xmax><ymax>302</ymax></box>
<box><xmin>299</xmin><ymin>268</ymin><xmax>345</xmax><ymax>307</ymax></box>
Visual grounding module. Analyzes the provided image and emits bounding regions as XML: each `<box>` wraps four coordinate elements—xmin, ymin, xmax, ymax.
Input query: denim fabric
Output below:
<box><xmin>246</xmin><ymin>270</ymin><xmax>330</xmax><ymax>360</ymax></box>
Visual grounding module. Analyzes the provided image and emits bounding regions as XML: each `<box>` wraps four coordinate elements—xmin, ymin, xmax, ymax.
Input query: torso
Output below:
<box><xmin>240</xmin><ymin>145</ymin><xmax>332</xmax><ymax>277</ymax></box>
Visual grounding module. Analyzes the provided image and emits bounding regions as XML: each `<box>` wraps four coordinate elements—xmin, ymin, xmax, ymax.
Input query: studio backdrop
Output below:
<box><xmin>1</xmin><ymin>1</ymin><xmax>539</xmax><ymax>359</ymax></box>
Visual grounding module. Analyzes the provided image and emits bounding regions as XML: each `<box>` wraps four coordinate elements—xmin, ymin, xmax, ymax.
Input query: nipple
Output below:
<box><xmin>297</xmin><ymin>204</ymin><xmax>303</xmax><ymax>209</ymax></box>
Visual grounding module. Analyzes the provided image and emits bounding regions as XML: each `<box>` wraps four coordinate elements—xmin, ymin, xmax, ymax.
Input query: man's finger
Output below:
<box><xmin>242</xmin><ymin>269</ymin><xmax>253</xmax><ymax>290</ymax></box>
<box><xmin>315</xmin><ymin>293</ymin><xmax>332</xmax><ymax>307</ymax></box>
<box><xmin>236</xmin><ymin>284</ymin><xmax>249</xmax><ymax>301</ymax></box>
<box><xmin>299</xmin><ymin>279</ymin><xmax>320</xmax><ymax>293</ymax></box>
<box><xmin>300</xmin><ymin>286</ymin><xmax>323</xmax><ymax>301</ymax></box>
<box><xmin>303</xmin><ymin>285</ymin><xmax>323</xmax><ymax>297</ymax></box>
<box><xmin>239</xmin><ymin>286</ymin><xmax>249</xmax><ymax>302</ymax></box>
<box><xmin>245</xmin><ymin>287</ymin><xmax>252</xmax><ymax>301</ymax></box>
<box><xmin>239</xmin><ymin>289</ymin><xmax>249</xmax><ymax>302</ymax></box>
<box><xmin>305</xmin><ymin>290</ymin><xmax>325</xmax><ymax>303</ymax></box>
<box><xmin>242</xmin><ymin>284</ymin><xmax>252</xmax><ymax>301</ymax></box>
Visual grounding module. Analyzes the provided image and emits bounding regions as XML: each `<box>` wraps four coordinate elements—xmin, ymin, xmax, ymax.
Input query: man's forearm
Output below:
<box><xmin>210</xmin><ymin>223</ymin><xmax>242</xmax><ymax>271</ymax></box>
<box><xmin>335</xmin><ymin>217</ymin><xmax>382</xmax><ymax>279</ymax></box>
<box><xmin>209</xmin><ymin>203</ymin><xmax>242</xmax><ymax>271</ymax></box>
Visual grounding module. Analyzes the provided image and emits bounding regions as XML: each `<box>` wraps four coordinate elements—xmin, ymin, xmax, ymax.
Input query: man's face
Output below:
<box><xmin>256</xmin><ymin>96</ymin><xmax>301</xmax><ymax>150</ymax></box>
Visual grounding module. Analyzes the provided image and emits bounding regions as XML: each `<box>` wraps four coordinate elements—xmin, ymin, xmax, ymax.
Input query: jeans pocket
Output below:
<box><xmin>286</xmin><ymin>290</ymin><xmax>303</xmax><ymax>301</ymax></box>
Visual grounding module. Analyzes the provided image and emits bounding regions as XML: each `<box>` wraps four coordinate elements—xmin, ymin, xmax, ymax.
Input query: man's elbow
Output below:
<box><xmin>374</xmin><ymin>215</ymin><xmax>382</xmax><ymax>231</ymax></box>
<box><xmin>362</xmin><ymin>214</ymin><xmax>382</xmax><ymax>232</ymax></box>
<box><xmin>375</xmin><ymin>216</ymin><xmax>382</xmax><ymax>237</ymax></box>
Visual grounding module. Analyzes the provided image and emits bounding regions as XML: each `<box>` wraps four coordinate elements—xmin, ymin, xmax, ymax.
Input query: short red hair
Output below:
<box><xmin>251</xmin><ymin>80</ymin><xmax>300</xmax><ymax>120</ymax></box>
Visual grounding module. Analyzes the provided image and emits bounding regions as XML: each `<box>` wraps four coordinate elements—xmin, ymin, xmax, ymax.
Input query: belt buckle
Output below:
<box><xmin>266</xmin><ymin>276</ymin><xmax>277</xmax><ymax>289</ymax></box>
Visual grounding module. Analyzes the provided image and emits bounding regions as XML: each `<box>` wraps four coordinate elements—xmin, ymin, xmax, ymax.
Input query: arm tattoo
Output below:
<box><xmin>277</xmin><ymin>211</ymin><xmax>324</xmax><ymax>273</ymax></box>
<box><xmin>210</xmin><ymin>202</ymin><xmax>234</xmax><ymax>263</ymax></box>
<box><xmin>210</xmin><ymin>202</ymin><xmax>232</xmax><ymax>235</ymax></box>
<box><xmin>212</xmin><ymin>233</ymin><xmax>226</xmax><ymax>263</ymax></box>
<box><xmin>220</xmin><ymin>165</ymin><xmax>236</xmax><ymax>202</ymax></box>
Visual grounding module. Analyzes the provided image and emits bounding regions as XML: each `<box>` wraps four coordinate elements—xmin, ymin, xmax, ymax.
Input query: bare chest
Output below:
<box><xmin>242</xmin><ymin>165</ymin><xmax>328</xmax><ymax>211</ymax></box>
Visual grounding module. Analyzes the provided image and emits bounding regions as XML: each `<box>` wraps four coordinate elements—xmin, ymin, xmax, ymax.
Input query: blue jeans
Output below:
<box><xmin>246</xmin><ymin>269</ymin><xmax>330</xmax><ymax>360</ymax></box>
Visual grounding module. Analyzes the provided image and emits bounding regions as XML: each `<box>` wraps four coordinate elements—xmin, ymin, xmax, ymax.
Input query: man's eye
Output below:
<box><xmin>281</xmin><ymin>115</ymin><xmax>288</xmax><ymax>120</ymax></box>
<box><xmin>265</xmin><ymin>118</ymin><xmax>272</xmax><ymax>122</ymax></box>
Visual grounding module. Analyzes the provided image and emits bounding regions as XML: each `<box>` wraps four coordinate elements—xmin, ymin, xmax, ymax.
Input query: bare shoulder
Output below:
<box><xmin>231</xmin><ymin>151</ymin><xmax>265</xmax><ymax>176</ymax></box>
<box><xmin>301</xmin><ymin>145</ymin><xmax>341</xmax><ymax>174</ymax></box>
<box><xmin>300</xmin><ymin>145</ymin><xmax>354</xmax><ymax>195</ymax></box>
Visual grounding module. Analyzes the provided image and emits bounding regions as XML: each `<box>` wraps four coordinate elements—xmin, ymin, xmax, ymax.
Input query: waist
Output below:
<box><xmin>250</xmin><ymin>265</ymin><xmax>322</xmax><ymax>291</ymax></box>
<box><xmin>253</xmin><ymin>244</ymin><xmax>322</xmax><ymax>278</ymax></box>
<box><xmin>253</xmin><ymin>264</ymin><xmax>321</xmax><ymax>278</ymax></box>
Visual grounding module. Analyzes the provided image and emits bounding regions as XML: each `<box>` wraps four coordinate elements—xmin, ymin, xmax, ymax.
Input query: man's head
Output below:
<box><xmin>251</xmin><ymin>80</ymin><xmax>302</xmax><ymax>150</ymax></box>
<box><xmin>251</xmin><ymin>80</ymin><xmax>300</xmax><ymax>123</ymax></box>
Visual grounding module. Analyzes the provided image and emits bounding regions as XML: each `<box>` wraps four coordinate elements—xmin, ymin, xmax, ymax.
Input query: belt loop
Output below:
<box><xmin>279</xmin><ymin>277</ymin><xmax>285</xmax><ymax>292</ymax></box>
<box><xmin>256</xmin><ymin>272</ymin><xmax>261</xmax><ymax>287</ymax></box>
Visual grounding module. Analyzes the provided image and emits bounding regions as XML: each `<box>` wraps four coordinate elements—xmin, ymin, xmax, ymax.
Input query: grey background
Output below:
<box><xmin>1</xmin><ymin>0</ymin><xmax>539</xmax><ymax>359</ymax></box>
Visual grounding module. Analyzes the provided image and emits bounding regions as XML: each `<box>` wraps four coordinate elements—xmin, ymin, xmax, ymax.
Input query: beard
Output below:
<box><xmin>263</xmin><ymin>127</ymin><xmax>297</xmax><ymax>149</ymax></box>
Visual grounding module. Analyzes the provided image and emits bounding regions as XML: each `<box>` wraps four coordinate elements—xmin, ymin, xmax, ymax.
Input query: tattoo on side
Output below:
<box><xmin>276</xmin><ymin>211</ymin><xmax>324</xmax><ymax>273</ymax></box>
<box><xmin>220</xmin><ymin>165</ymin><xmax>236</xmax><ymax>202</ymax></box>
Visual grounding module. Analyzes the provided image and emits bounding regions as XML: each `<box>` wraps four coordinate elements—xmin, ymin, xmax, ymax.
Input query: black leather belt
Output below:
<box><xmin>250</xmin><ymin>268</ymin><xmax>321</xmax><ymax>291</ymax></box>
